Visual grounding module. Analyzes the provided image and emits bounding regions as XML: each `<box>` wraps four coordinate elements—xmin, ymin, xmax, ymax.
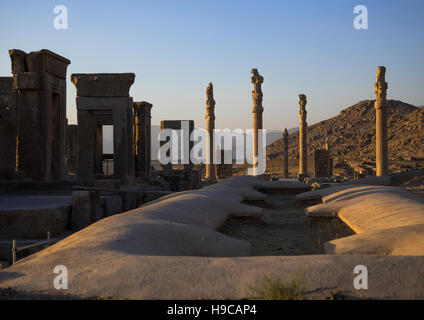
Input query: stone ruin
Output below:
<box><xmin>298</xmin><ymin>94</ymin><xmax>308</xmax><ymax>181</ymax></box>
<box><xmin>215</xmin><ymin>149</ymin><xmax>233</xmax><ymax>179</ymax></box>
<box><xmin>159</xmin><ymin>120</ymin><xmax>201</xmax><ymax>190</ymax></box>
<box><xmin>71</xmin><ymin>73</ymin><xmax>135</xmax><ymax>186</ymax></box>
<box><xmin>134</xmin><ymin>101</ymin><xmax>153</xmax><ymax>180</ymax></box>
<box><xmin>312</xmin><ymin>137</ymin><xmax>333</xmax><ymax>178</ymax></box>
<box><xmin>0</xmin><ymin>49</ymin><xmax>70</xmax><ymax>181</ymax></box>
<box><xmin>313</xmin><ymin>149</ymin><xmax>333</xmax><ymax>178</ymax></box>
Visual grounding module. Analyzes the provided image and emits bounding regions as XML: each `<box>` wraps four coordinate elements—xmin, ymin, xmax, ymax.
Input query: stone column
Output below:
<box><xmin>94</xmin><ymin>125</ymin><xmax>103</xmax><ymax>174</ymax></box>
<box><xmin>134</xmin><ymin>101</ymin><xmax>153</xmax><ymax>179</ymax></box>
<box><xmin>298</xmin><ymin>94</ymin><xmax>308</xmax><ymax>178</ymax></box>
<box><xmin>283</xmin><ymin>128</ymin><xmax>289</xmax><ymax>178</ymax></box>
<box><xmin>374</xmin><ymin>66</ymin><xmax>389</xmax><ymax>176</ymax></box>
<box><xmin>205</xmin><ymin>83</ymin><xmax>216</xmax><ymax>180</ymax></box>
<box><xmin>251</xmin><ymin>68</ymin><xmax>264</xmax><ymax>176</ymax></box>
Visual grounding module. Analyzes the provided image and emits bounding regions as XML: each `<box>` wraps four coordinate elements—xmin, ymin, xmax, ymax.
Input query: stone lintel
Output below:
<box><xmin>76</xmin><ymin>97</ymin><xmax>133</xmax><ymax>110</ymax></box>
<box><xmin>9</xmin><ymin>49</ymin><xmax>70</xmax><ymax>79</ymax></box>
<box><xmin>160</xmin><ymin>120</ymin><xmax>194</xmax><ymax>130</ymax></box>
<box><xmin>71</xmin><ymin>73</ymin><xmax>135</xmax><ymax>97</ymax></box>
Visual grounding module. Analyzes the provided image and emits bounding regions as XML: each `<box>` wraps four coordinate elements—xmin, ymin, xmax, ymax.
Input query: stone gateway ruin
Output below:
<box><xmin>0</xmin><ymin>49</ymin><xmax>70</xmax><ymax>181</ymax></box>
<box><xmin>71</xmin><ymin>73</ymin><xmax>135</xmax><ymax>186</ymax></box>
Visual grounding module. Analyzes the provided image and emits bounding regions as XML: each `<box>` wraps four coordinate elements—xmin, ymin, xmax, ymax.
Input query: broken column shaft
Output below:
<box><xmin>134</xmin><ymin>101</ymin><xmax>153</xmax><ymax>179</ymax></box>
<box><xmin>205</xmin><ymin>83</ymin><xmax>216</xmax><ymax>180</ymax></box>
<box><xmin>283</xmin><ymin>128</ymin><xmax>289</xmax><ymax>178</ymax></box>
<box><xmin>251</xmin><ymin>68</ymin><xmax>264</xmax><ymax>176</ymax></box>
<box><xmin>374</xmin><ymin>66</ymin><xmax>389</xmax><ymax>176</ymax></box>
<box><xmin>298</xmin><ymin>94</ymin><xmax>308</xmax><ymax>177</ymax></box>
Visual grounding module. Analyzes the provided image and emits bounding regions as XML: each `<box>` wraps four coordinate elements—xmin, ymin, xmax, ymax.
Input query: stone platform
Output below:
<box><xmin>1</xmin><ymin>176</ymin><xmax>423</xmax><ymax>299</ymax></box>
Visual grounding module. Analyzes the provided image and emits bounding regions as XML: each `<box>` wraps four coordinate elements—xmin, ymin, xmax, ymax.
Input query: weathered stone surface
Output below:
<box><xmin>71</xmin><ymin>73</ymin><xmax>135</xmax><ymax>97</ymax></box>
<box><xmin>374</xmin><ymin>66</ymin><xmax>389</xmax><ymax>176</ymax></box>
<box><xmin>0</xmin><ymin>80</ymin><xmax>17</xmax><ymax>178</ymax></box>
<box><xmin>205</xmin><ymin>83</ymin><xmax>216</xmax><ymax>180</ymax></box>
<box><xmin>300</xmin><ymin>184</ymin><xmax>424</xmax><ymax>255</ymax></box>
<box><xmin>283</xmin><ymin>128</ymin><xmax>289</xmax><ymax>178</ymax></box>
<box><xmin>65</xmin><ymin>124</ymin><xmax>78</xmax><ymax>174</ymax></box>
<box><xmin>313</xmin><ymin>148</ymin><xmax>332</xmax><ymax>177</ymax></box>
<box><xmin>69</xmin><ymin>191</ymin><xmax>103</xmax><ymax>231</ymax></box>
<box><xmin>7</xmin><ymin>49</ymin><xmax>70</xmax><ymax>182</ymax></box>
<box><xmin>13</xmin><ymin>72</ymin><xmax>41</xmax><ymax>90</ymax></box>
<box><xmin>0</xmin><ymin>77</ymin><xmax>13</xmax><ymax>93</ymax></box>
<box><xmin>0</xmin><ymin>203</ymin><xmax>70</xmax><ymax>239</ymax></box>
<box><xmin>134</xmin><ymin>101</ymin><xmax>153</xmax><ymax>179</ymax></box>
<box><xmin>8</xmin><ymin>49</ymin><xmax>27</xmax><ymax>74</ymax></box>
<box><xmin>72</xmin><ymin>79</ymin><xmax>135</xmax><ymax>185</ymax></box>
<box><xmin>101</xmin><ymin>195</ymin><xmax>122</xmax><ymax>217</ymax></box>
<box><xmin>298</xmin><ymin>94</ymin><xmax>308</xmax><ymax>176</ymax></box>
<box><xmin>26</xmin><ymin>50</ymin><xmax>70</xmax><ymax>79</ymax></box>
<box><xmin>251</xmin><ymin>69</ymin><xmax>264</xmax><ymax>176</ymax></box>
<box><xmin>160</xmin><ymin>120</ymin><xmax>195</xmax><ymax>173</ymax></box>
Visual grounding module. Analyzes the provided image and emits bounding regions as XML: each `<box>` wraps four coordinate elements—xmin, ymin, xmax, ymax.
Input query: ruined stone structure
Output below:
<box><xmin>251</xmin><ymin>68</ymin><xmax>264</xmax><ymax>176</ymax></box>
<box><xmin>215</xmin><ymin>149</ymin><xmax>233</xmax><ymax>179</ymax></box>
<box><xmin>283</xmin><ymin>128</ymin><xmax>289</xmax><ymax>178</ymax></box>
<box><xmin>205</xmin><ymin>83</ymin><xmax>216</xmax><ymax>181</ymax></box>
<box><xmin>65</xmin><ymin>124</ymin><xmax>78</xmax><ymax>174</ymax></box>
<box><xmin>313</xmin><ymin>148</ymin><xmax>332</xmax><ymax>178</ymax></box>
<box><xmin>160</xmin><ymin>120</ymin><xmax>194</xmax><ymax>172</ymax></box>
<box><xmin>0</xmin><ymin>77</ymin><xmax>16</xmax><ymax>179</ymax></box>
<box><xmin>71</xmin><ymin>73</ymin><xmax>135</xmax><ymax>186</ymax></box>
<box><xmin>6</xmin><ymin>49</ymin><xmax>70</xmax><ymax>181</ymax></box>
<box><xmin>134</xmin><ymin>101</ymin><xmax>153</xmax><ymax>179</ymax></box>
<box><xmin>298</xmin><ymin>94</ymin><xmax>308</xmax><ymax>180</ymax></box>
<box><xmin>374</xmin><ymin>66</ymin><xmax>389</xmax><ymax>176</ymax></box>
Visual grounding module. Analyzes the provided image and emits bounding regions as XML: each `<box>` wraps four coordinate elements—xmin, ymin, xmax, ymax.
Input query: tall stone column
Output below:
<box><xmin>251</xmin><ymin>68</ymin><xmax>264</xmax><ymax>176</ymax></box>
<box><xmin>283</xmin><ymin>128</ymin><xmax>289</xmax><ymax>178</ymax></box>
<box><xmin>374</xmin><ymin>66</ymin><xmax>389</xmax><ymax>176</ymax></box>
<box><xmin>94</xmin><ymin>125</ymin><xmax>103</xmax><ymax>174</ymax></box>
<box><xmin>134</xmin><ymin>101</ymin><xmax>153</xmax><ymax>179</ymax></box>
<box><xmin>205</xmin><ymin>83</ymin><xmax>216</xmax><ymax>180</ymax></box>
<box><xmin>298</xmin><ymin>94</ymin><xmax>308</xmax><ymax>178</ymax></box>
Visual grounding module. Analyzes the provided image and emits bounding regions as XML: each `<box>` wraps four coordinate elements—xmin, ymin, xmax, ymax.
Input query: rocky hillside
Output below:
<box><xmin>267</xmin><ymin>100</ymin><xmax>424</xmax><ymax>161</ymax></box>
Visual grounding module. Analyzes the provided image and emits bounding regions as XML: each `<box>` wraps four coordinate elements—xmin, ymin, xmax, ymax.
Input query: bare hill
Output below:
<box><xmin>267</xmin><ymin>100</ymin><xmax>424</xmax><ymax>161</ymax></box>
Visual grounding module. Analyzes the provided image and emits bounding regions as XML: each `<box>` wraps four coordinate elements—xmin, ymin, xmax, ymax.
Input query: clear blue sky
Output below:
<box><xmin>1</xmin><ymin>0</ymin><xmax>423</xmax><ymax>131</ymax></box>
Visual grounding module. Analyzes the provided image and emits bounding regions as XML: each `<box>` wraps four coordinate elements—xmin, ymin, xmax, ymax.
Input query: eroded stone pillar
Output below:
<box><xmin>374</xmin><ymin>66</ymin><xmax>389</xmax><ymax>176</ymax></box>
<box><xmin>205</xmin><ymin>83</ymin><xmax>216</xmax><ymax>180</ymax></box>
<box><xmin>251</xmin><ymin>68</ymin><xmax>264</xmax><ymax>176</ymax></box>
<box><xmin>134</xmin><ymin>101</ymin><xmax>153</xmax><ymax>179</ymax></box>
<box><xmin>9</xmin><ymin>49</ymin><xmax>70</xmax><ymax>181</ymax></box>
<box><xmin>283</xmin><ymin>128</ymin><xmax>289</xmax><ymax>178</ymax></box>
<box><xmin>298</xmin><ymin>94</ymin><xmax>308</xmax><ymax>178</ymax></box>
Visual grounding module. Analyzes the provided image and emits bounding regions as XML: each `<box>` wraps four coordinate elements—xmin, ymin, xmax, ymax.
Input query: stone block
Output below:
<box><xmin>0</xmin><ymin>205</ymin><xmax>70</xmax><ymax>239</ymax></box>
<box><xmin>69</xmin><ymin>191</ymin><xmax>103</xmax><ymax>231</ymax></box>
<box><xmin>101</xmin><ymin>195</ymin><xmax>122</xmax><ymax>217</ymax></box>
<box><xmin>13</xmin><ymin>72</ymin><xmax>41</xmax><ymax>90</ymax></box>
<box><xmin>0</xmin><ymin>77</ymin><xmax>13</xmax><ymax>93</ymax></box>
<box><xmin>71</xmin><ymin>73</ymin><xmax>135</xmax><ymax>97</ymax></box>
<box><xmin>26</xmin><ymin>50</ymin><xmax>70</xmax><ymax>79</ymax></box>
<box><xmin>0</xmin><ymin>261</ymin><xmax>10</xmax><ymax>270</ymax></box>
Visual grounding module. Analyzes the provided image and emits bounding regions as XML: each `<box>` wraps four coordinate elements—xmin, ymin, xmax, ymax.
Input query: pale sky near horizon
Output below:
<box><xmin>1</xmin><ymin>0</ymin><xmax>423</xmax><ymax>132</ymax></box>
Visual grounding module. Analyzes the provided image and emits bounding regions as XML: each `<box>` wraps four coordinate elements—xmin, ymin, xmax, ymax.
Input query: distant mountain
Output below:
<box><xmin>267</xmin><ymin>100</ymin><xmax>424</xmax><ymax>161</ymax></box>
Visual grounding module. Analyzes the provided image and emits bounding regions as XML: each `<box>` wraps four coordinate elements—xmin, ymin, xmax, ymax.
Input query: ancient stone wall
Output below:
<box><xmin>0</xmin><ymin>77</ymin><xmax>17</xmax><ymax>179</ymax></box>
